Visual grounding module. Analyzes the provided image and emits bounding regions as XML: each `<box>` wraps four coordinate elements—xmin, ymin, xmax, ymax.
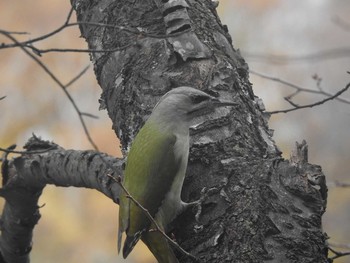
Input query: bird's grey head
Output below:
<box><xmin>149</xmin><ymin>86</ymin><xmax>236</xmax><ymax>127</ymax></box>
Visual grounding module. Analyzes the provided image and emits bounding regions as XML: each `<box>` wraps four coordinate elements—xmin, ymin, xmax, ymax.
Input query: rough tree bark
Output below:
<box><xmin>0</xmin><ymin>0</ymin><xmax>328</xmax><ymax>263</ymax></box>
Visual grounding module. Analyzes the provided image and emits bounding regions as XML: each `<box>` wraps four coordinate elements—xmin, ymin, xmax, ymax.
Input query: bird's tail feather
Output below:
<box><xmin>142</xmin><ymin>230</ymin><xmax>179</xmax><ymax>263</ymax></box>
<box><xmin>117</xmin><ymin>229</ymin><xmax>123</xmax><ymax>254</ymax></box>
<box><xmin>123</xmin><ymin>231</ymin><xmax>143</xmax><ymax>259</ymax></box>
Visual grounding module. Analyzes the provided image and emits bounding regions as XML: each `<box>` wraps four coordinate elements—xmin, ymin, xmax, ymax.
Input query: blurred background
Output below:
<box><xmin>0</xmin><ymin>0</ymin><xmax>349</xmax><ymax>262</ymax></box>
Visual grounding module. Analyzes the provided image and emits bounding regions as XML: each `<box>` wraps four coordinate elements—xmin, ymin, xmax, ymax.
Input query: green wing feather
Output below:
<box><xmin>142</xmin><ymin>229</ymin><xmax>179</xmax><ymax>263</ymax></box>
<box><xmin>118</xmin><ymin>121</ymin><xmax>181</xmax><ymax>256</ymax></box>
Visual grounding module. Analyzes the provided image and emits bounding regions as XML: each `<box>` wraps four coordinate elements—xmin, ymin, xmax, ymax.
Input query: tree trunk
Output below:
<box><xmin>0</xmin><ymin>0</ymin><xmax>328</xmax><ymax>262</ymax></box>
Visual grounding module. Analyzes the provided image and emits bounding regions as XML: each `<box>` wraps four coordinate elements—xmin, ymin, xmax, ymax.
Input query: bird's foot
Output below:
<box><xmin>183</xmin><ymin>187</ymin><xmax>216</xmax><ymax>223</ymax></box>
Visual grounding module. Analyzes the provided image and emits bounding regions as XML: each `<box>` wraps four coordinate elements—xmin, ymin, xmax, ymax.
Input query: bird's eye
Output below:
<box><xmin>191</xmin><ymin>95</ymin><xmax>209</xmax><ymax>104</ymax></box>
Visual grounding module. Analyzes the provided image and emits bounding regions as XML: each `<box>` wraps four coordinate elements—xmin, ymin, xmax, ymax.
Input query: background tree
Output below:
<box><xmin>0</xmin><ymin>0</ymin><xmax>350</xmax><ymax>263</ymax></box>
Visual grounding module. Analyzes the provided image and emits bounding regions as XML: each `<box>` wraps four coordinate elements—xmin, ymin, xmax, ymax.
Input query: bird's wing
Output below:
<box><xmin>118</xmin><ymin>121</ymin><xmax>181</xmax><ymax>257</ymax></box>
<box><xmin>142</xmin><ymin>229</ymin><xmax>179</xmax><ymax>263</ymax></box>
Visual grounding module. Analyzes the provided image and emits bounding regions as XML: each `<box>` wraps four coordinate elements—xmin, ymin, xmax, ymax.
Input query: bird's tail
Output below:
<box><xmin>122</xmin><ymin>231</ymin><xmax>143</xmax><ymax>259</ymax></box>
<box><xmin>141</xmin><ymin>230</ymin><xmax>179</xmax><ymax>263</ymax></box>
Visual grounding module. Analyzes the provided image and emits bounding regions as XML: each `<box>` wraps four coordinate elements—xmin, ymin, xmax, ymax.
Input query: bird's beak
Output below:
<box><xmin>187</xmin><ymin>97</ymin><xmax>238</xmax><ymax>117</ymax></box>
<box><xmin>211</xmin><ymin>97</ymin><xmax>238</xmax><ymax>107</ymax></box>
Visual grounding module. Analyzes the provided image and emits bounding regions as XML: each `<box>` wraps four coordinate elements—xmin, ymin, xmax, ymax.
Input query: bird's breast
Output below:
<box><xmin>155</xmin><ymin>133</ymin><xmax>189</xmax><ymax>229</ymax></box>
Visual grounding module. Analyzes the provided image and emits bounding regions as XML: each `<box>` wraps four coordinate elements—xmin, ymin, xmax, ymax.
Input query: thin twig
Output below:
<box><xmin>284</xmin><ymin>96</ymin><xmax>299</xmax><ymax>107</ymax></box>
<box><xmin>0</xmin><ymin>30</ymin><xmax>99</xmax><ymax>150</ymax></box>
<box><xmin>25</xmin><ymin>45</ymin><xmax>133</xmax><ymax>56</ymax></box>
<box><xmin>0</xmin><ymin>96</ymin><xmax>6</xmax><ymax>101</ymax></box>
<box><xmin>0</xmin><ymin>146</ymin><xmax>57</xmax><ymax>155</ymax></box>
<box><xmin>268</xmin><ymin>81</ymin><xmax>350</xmax><ymax>114</ymax></box>
<box><xmin>3</xmin><ymin>31</ymin><xmax>29</xmax><ymax>35</ymax></box>
<box><xmin>107</xmin><ymin>174</ymin><xmax>197</xmax><ymax>261</ymax></box>
<box><xmin>1</xmin><ymin>8</ymin><xmax>191</xmax><ymax>51</ymax></box>
<box><xmin>243</xmin><ymin>47</ymin><xmax>350</xmax><ymax>64</ymax></box>
<box><xmin>329</xmin><ymin>242</ymin><xmax>350</xmax><ymax>249</ymax></box>
<box><xmin>0</xmin><ymin>8</ymin><xmax>75</xmax><ymax>49</ymax></box>
<box><xmin>250</xmin><ymin>70</ymin><xmax>350</xmax><ymax>105</ymax></box>
<box><xmin>328</xmin><ymin>246</ymin><xmax>350</xmax><ymax>261</ymax></box>
<box><xmin>251</xmin><ymin>70</ymin><xmax>322</xmax><ymax>94</ymax></box>
<box><xmin>328</xmin><ymin>181</ymin><xmax>350</xmax><ymax>188</ymax></box>
<box><xmin>65</xmin><ymin>65</ymin><xmax>90</xmax><ymax>88</ymax></box>
<box><xmin>80</xmin><ymin>112</ymin><xmax>99</xmax><ymax>119</ymax></box>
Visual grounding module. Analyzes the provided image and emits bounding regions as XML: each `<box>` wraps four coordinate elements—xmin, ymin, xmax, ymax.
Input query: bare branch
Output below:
<box><xmin>328</xmin><ymin>242</ymin><xmax>350</xmax><ymax>249</ymax></box>
<box><xmin>284</xmin><ymin>96</ymin><xmax>299</xmax><ymax>107</ymax></box>
<box><xmin>65</xmin><ymin>65</ymin><xmax>90</xmax><ymax>88</ymax></box>
<box><xmin>0</xmin><ymin>8</ymin><xmax>75</xmax><ymax>49</ymax></box>
<box><xmin>328</xmin><ymin>181</ymin><xmax>350</xmax><ymax>188</ymax></box>
<box><xmin>0</xmin><ymin>8</ymin><xmax>190</xmax><ymax>52</ymax></box>
<box><xmin>251</xmin><ymin>70</ymin><xmax>322</xmax><ymax>95</ymax></box>
<box><xmin>0</xmin><ymin>30</ymin><xmax>30</xmax><ymax>35</ymax></box>
<box><xmin>243</xmin><ymin>47</ymin><xmax>350</xmax><ymax>64</ymax></box>
<box><xmin>328</xmin><ymin>246</ymin><xmax>350</xmax><ymax>261</ymax></box>
<box><xmin>0</xmin><ymin>146</ymin><xmax>57</xmax><ymax>155</ymax></box>
<box><xmin>24</xmin><ymin>45</ymin><xmax>133</xmax><ymax>56</ymax></box>
<box><xmin>64</xmin><ymin>66</ymin><xmax>100</xmax><ymax>119</ymax></box>
<box><xmin>0</xmin><ymin>136</ymin><xmax>123</xmax><ymax>263</ymax></box>
<box><xmin>250</xmin><ymin>70</ymin><xmax>350</xmax><ymax>114</ymax></box>
<box><xmin>0</xmin><ymin>30</ymin><xmax>99</xmax><ymax>150</ymax></box>
<box><xmin>267</xmin><ymin>81</ymin><xmax>350</xmax><ymax>114</ymax></box>
<box><xmin>250</xmin><ymin>70</ymin><xmax>350</xmax><ymax>105</ymax></box>
<box><xmin>80</xmin><ymin>112</ymin><xmax>99</xmax><ymax>119</ymax></box>
<box><xmin>0</xmin><ymin>96</ymin><xmax>6</xmax><ymax>101</ymax></box>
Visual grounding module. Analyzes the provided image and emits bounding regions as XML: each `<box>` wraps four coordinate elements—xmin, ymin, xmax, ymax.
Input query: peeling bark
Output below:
<box><xmin>0</xmin><ymin>0</ymin><xmax>329</xmax><ymax>262</ymax></box>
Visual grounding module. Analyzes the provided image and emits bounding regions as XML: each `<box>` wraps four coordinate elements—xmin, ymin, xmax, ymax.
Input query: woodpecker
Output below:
<box><xmin>118</xmin><ymin>86</ymin><xmax>236</xmax><ymax>262</ymax></box>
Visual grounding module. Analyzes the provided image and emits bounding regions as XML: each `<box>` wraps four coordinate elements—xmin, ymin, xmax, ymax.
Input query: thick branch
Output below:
<box><xmin>0</xmin><ymin>136</ymin><xmax>123</xmax><ymax>263</ymax></box>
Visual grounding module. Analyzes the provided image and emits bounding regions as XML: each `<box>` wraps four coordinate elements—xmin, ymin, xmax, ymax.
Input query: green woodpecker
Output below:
<box><xmin>118</xmin><ymin>86</ymin><xmax>236</xmax><ymax>263</ymax></box>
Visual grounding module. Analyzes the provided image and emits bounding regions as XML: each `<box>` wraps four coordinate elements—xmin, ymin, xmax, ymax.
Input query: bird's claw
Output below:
<box><xmin>185</xmin><ymin>187</ymin><xmax>215</xmax><ymax>222</ymax></box>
